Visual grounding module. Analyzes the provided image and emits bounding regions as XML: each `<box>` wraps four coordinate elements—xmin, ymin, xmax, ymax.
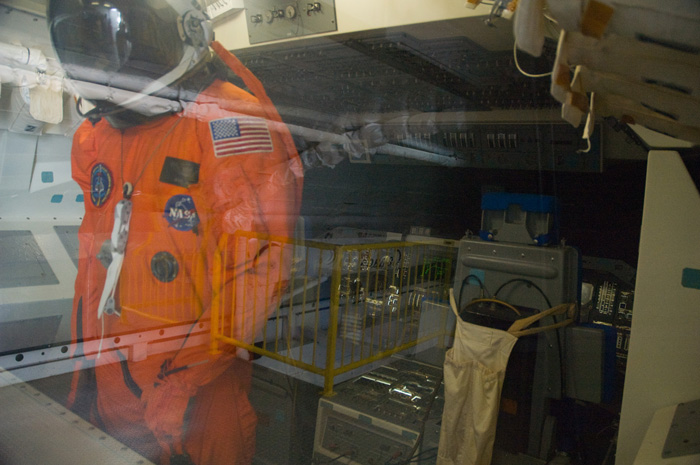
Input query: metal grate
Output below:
<box><xmin>233</xmin><ymin>32</ymin><xmax>558</xmax><ymax>119</ymax></box>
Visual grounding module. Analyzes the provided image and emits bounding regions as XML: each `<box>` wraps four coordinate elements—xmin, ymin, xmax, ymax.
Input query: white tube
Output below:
<box><xmin>286</xmin><ymin>123</ymin><xmax>468</xmax><ymax>167</ymax></box>
<box><xmin>1</xmin><ymin>57</ymin><xmax>469</xmax><ymax>165</ymax></box>
<box><xmin>286</xmin><ymin>124</ymin><xmax>347</xmax><ymax>144</ymax></box>
<box><xmin>66</xmin><ymin>80</ymin><xmax>183</xmax><ymax>115</ymax></box>
<box><xmin>377</xmin><ymin>143</ymin><xmax>469</xmax><ymax>167</ymax></box>
<box><xmin>0</xmin><ymin>42</ymin><xmax>47</xmax><ymax>69</ymax></box>
<box><xmin>0</xmin><ymin>63</ymin><xmax>183</xmax><ymax>117</ymax></box>
<box><xmin>0</xmin><ymin>64</ymin><xmax>61</xmax><ymax>89</ymax></box>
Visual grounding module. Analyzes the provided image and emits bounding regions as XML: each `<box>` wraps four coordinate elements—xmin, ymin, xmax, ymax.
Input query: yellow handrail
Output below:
<box><xmin>211</xmin><ymin>231</ymin><xmax>455</xmax><ymax>396</ymax></box>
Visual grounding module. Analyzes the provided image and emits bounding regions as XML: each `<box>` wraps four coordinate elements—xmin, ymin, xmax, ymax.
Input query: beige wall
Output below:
<box><xmin>213</xmin><ymin>0</ymin><xmax>492</xmax><ymax>50</ymax></box>
<box><xmin>617</xmin><ymin>151</ymin><xmax>700</xmax><ymax>464</ymax></box>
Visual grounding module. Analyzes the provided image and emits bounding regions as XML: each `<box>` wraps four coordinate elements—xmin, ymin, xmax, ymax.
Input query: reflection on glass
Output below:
<box><xmin>0</xmin><ymin>1</ymin><xmax>671</xmax><ymax>464</ymax></box>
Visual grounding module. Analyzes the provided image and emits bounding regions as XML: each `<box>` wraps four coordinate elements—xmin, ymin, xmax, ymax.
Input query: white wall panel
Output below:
<box><xmin>617</xmin><ymin>151</ymin><xmax>700</xmax><ymax>464</ymax></box>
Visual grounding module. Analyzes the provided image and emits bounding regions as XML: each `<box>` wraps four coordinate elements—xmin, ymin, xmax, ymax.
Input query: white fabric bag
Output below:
<box><xmin>437</xmin><ymin>291</ymin><xmax>574</xmax><ymax>465</ymax></box>
<box><xmin>436</xmin><ymin>300</ymin><xmax>518</xmax><ymax>465</ymax></box>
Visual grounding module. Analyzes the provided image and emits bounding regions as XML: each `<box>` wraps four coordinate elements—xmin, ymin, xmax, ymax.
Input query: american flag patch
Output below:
<box><xmin>209</xmin><ymin>117</ymin><xmax>273</xmax><ymax>158</ymax></box>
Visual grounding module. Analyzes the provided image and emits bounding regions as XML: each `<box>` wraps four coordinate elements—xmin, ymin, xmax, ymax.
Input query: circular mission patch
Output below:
<box><xmin>90</xmin><ymin>163</ymin><xmax>113</xmax><ymax>207</ymax></box>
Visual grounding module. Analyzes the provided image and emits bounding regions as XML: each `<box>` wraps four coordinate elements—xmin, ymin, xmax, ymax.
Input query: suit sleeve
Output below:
<box><xmin>69</xmin><ymin>121</ymin><xmax>98</xmax><ymax>348</ymax></box>
<box><xmin>199</xmin><ymin>110</ymin><xmax>303</xmax><ymax>347</ymax></box>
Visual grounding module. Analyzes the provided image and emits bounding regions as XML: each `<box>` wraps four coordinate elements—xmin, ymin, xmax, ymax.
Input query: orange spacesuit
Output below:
<box><xmin>66</xmin><ymin>45</ymin><xmax>303</xmax><ymax>464</ymax></box>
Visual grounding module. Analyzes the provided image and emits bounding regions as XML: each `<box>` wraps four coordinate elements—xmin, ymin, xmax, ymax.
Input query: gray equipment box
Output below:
<box><xmin>313</xmin><ymin>357</ymin><xmax>443</xmax><ymax>465</ymax></box>
<box><xmin>454</xmin><ymin>238</ymin><xmax>579</xmax><ymax>313</ymax></box>
<box><xmin>453</xmin><ymin>237</ymin><xmax>580</xmax><ymax>457</ymax></box>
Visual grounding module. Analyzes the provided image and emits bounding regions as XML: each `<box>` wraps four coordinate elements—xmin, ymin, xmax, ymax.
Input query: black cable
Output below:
<box><xmin>166</xmin><ymin>240</ymin><xmax>280</xmax><ymax>373</ymax></box>
<box><xmin>411</xmin><ymin>453</ymin><xmax>438</xmax><ymax>463</ymax></box>
<box><xmin>458</xmin><ymin>274</ymin><xmax>489</xmax><ymax>311</ymax></box>
<box><xmin>408</xmin><ymin>446</ymin><xmax>438</xmax><ymax>463</ymax></box>
<box><xmin>115</xmin><ymin>349</ymin><xmax>143</xmax><ymax>399</ymax></box>
<box><xmin>551</xmin><ymin>312</ymin><xmax>566</xmax><ymax>398</ymax></box>
<box><xmin>493</xmin><ymin>280</ymin><xmax>567</xmax><ymax>398</ymax></box>
<box><xmin>394</xmin><ymin>373</ymin><xmax>444</xmax><ymax>465</ymax></box>
<box><xmin>314</xmin><ymin>452</ymin><xmax>351</xmax><ymax>464</ymax></box>
<box><xmin>494</xmin><ymin>278</ymin><xmax>553</xmax><ymax>308</ymax></box>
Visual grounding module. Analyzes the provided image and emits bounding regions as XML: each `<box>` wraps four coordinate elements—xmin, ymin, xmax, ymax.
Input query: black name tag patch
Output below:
<box><xmin>159</xmin><ymin>157</ymin><xmax>200</xmax><ymax>188</ymax></box>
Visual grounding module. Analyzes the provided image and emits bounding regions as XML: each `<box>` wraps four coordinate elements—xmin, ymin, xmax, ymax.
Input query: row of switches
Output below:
<box><xmin>250</xmin><ymin>3</ymin><xmax>321</xmax><ymax>23</ymax></box>
<box><xmin>486</xmin><ymin>133</ymin><xmax>518</xmax><ymax>149</ymax></box>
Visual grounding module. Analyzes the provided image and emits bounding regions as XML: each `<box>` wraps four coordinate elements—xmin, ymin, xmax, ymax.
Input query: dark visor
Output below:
<box><xmin>49</xmin><ymin>2</ymin><xmax>184</xmax><ymax>81</ymax></box>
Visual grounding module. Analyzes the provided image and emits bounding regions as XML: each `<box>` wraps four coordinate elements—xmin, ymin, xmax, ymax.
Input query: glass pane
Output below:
<box><xmin>2</xmin><ymin>2</ymin><xmax>694</xmax><ymax>465</ymax></box>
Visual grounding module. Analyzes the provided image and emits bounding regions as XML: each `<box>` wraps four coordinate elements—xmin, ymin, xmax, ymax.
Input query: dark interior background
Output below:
<box><xmin>300</xmin><ymin>158</ymin><xmax>647</xmax><ymax>267</ymax></box>
<box><xmin>229</xmin><ymin>19</ymin><xmax>653</xmax><ymax>269</ymax></box>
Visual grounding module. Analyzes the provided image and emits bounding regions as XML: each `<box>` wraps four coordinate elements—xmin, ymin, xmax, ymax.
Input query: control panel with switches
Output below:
<box><xmin>313</xmin><ymin>357</ymin><xmax>443</xmax><ymax>464</ymax></box>
<box><xmin>382</xmin><ymin>122</ymin><xmax>602</xmax><ymax>172</ymax></box>
<box><xmin>244</xmin><ymin>0</ymin><xmax>337</xmax><ymax>44</ymax></box>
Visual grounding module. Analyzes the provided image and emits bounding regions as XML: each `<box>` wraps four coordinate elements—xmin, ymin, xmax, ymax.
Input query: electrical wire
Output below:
<box><xmin>491</xmin><ymin>280</ymin><xmax>569</xmax><ymax>398</ymax></box>
<box><xmin>601</xmin><ymin>428</ymin><xmax>618</xmax><ymax>465</ymax></box>
<box><xmin>577</xmin><ymin>94</ymin><xmax>595</xmax><ymax>154</ymax></box>
<box><xmin>393</xmin><ymin>372</ymin><xmax>444</xmax><ymax>465</ymax></box>
<box><xmin>410</xmin><ymin>454</ymin><xmax>438</xmax><ymax>463</ymax></box>
<box><xmin>457</xmin><ymin>274</ymin><xmax>490</xmax><ymax>312</ymax></box>
<box><xmin>550</xmin><ymin>311</ymin><xmax>566</xmax><ymax>398</ymax></box>
<box><xmin>462</xmin><ymin>297</ymin><xmax>522</xmax><ymax>316</ymax></box>
<box><xmin>513</xmin><ymin>40</ymin><xmax>553</xmax><ymax>78</ymax></box>
<box><xmin>494</xmin><ymin>278</ymin><xmax>553</xmax><ymax>308</ymax></box>
<box><xmin>408</xmin><ymin>447</ymin><xmax>438</xmax><ymax>463</ymax></box>
<box><xmin>577</xmin><ymin>136</ymin><xmax>592</xmax><ymax>154</ymax></box>
<box><xmin>313</xmin><ymin>452</ymin><xmax>352</xmax><ymax>464</ymax></box>
<box><xmin>543</xmin><ymin>11</ymin><xmax>558</xmax><ymax>24</ymax></box>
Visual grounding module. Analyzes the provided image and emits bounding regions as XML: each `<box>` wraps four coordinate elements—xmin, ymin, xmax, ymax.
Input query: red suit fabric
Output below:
<box><xmin>68</xmin><ymin>52</ymin><xmax>303</xmax><ymax>465</ymax></box>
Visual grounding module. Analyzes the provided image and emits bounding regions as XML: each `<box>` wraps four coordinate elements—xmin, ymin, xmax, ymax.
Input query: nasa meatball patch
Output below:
<box><xmin>90</xmin><ymin>163</ymin><xmax>113</xmax><ymax>207</ymax></box>
<box><xmin>164</xmin><ymin>194</ymin><xmax>200</xmax><ymax>232</ymax></box>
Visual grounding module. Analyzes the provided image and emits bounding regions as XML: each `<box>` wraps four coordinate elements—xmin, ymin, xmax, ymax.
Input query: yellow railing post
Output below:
<box><xmin>210</xmin><ymin>236</ymin><xmax>225</xmax><ymax>355</ymax></box>
<box><xmin>209</xmin><ymin>233</ymin><xmax>455</xmax><ymax>396</ymax></box>
<box><xmin>323</xmin><ymin>244</ymin><xmax>344</xmax><ymax>396</ymax></box>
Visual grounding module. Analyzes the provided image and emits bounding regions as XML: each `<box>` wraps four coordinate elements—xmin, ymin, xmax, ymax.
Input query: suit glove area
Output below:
<box><xmin>141</xmin><ymin>367</ymin><xmax>198</xmax><ymax>458</ymax></box>
<box><xmin>140</xmin><ymin>347</ymin><xmax>237</xmax><ymax>458</ymax></box>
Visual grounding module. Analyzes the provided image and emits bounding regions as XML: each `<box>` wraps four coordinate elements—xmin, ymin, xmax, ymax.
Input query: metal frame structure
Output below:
<box><xmin>210</xmin><ymin>231</ymin><xmax>455</xmax><ymax>395</ymax></box>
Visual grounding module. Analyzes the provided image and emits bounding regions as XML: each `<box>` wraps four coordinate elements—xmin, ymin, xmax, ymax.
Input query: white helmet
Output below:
<box><xmin>48</xmin><ymin>0</ymin><xmax>213</xmax><ymax>110</ymax></box>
